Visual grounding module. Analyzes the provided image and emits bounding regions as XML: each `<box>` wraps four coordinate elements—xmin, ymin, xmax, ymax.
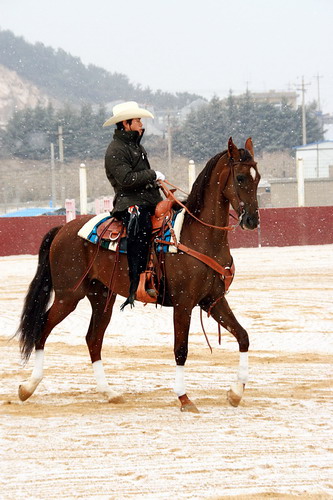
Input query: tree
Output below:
<box><xmin>304</xmin><ymin>102</ymin><xmax>323</xmax><ymax>145</ymax></box>
<box><xmin>173</xmin><ymin>97</ymin><xmax>229</xmax><ymax>162</ymax></box>
<box><xmin>3</xmin><ymin>95</ymin><xmax>324</xmax><ymax>162</ymax></box>
<box><xmin>172</xmin><ymin>94</ymin><xmax>324</xmax><ymax>161</ymax></box>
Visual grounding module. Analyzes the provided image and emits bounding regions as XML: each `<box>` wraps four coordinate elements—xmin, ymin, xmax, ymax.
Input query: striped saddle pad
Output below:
<box><xmin>78</xmin><ymin>209</ymin><xmax>185</xmax><ymax>253</ymax></box>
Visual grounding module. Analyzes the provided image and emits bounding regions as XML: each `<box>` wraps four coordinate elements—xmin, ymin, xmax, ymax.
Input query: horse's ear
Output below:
<box><xmin>245</xmin><ymin>137</ymin><xmax>254</xmax><ymax>158</ymax></box>
<box><xmin>227</xmin><ymin>137</ymin><xmax>240</xmax><ymax>160</ymax></box>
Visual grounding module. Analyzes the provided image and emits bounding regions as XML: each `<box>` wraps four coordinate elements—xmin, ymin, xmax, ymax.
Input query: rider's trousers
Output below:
<box><xmin>117</xmin><ymin>205</ymin><xmax>154</xmax><ymax>296</ymax></box>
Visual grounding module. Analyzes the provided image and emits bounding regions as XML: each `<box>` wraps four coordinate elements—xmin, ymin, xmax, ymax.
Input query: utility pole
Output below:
<box><xmin>297</xmin><ymin>76</ymin><xmax>310</xmax><ymax>145</ymax></box>
<box><xmin>50</xmin><ymin>142</ymin><xmax>56</xmax><ymax>209</ymax></box>
<box><xmin>314</xmin><ymin>73</ymin><xmax>324</xmax><ymax>177</ymax></box>
<box><xmin>58</xmin><ymin>125</ymin><xmax>64</xmax><ymax>162</ymax></box>
<box><xmin>315</xmin><ymin>73</ymin><xmax>322</xmax><ymax>112</ymax></box>
<box><xmin>314</xmin><ymin>73</ymin><xmax>324</xmax><ymax>135</ymax></box>
<box><xmin>58</xmin><ymin>125</ymin><xmax>65</xmax><ymax>204</ymax></box>
<box><xmin>167</xmin><ymin>113</ymin><xmax>172</xmax><ymax>178</ymax></box>
<box><xmin>301</xmin><ymin>76</ymin><xmax>307</xmax><ymax>145</ymax></box>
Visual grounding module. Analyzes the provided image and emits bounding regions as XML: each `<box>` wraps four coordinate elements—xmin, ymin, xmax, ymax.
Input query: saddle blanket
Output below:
<box><xmin>78</xmin><ymin>209</ymin><xmax>185</xmax><ymax>254</ymax></box>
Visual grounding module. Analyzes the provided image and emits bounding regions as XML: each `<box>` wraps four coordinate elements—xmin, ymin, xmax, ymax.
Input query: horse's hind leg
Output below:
<box><xmin>19</xmin><ymin>296</ymin><xmax>81</xmax><ymax>401</ymax></box>
<box><xmin>86</xmin><ymin>280</ymin><xmax>124</xmax><ymax>403</ymax></box>
<box><xmin>206</xmin><ymin>296</ymin><xmax>249</xmax><ymax>407</ymax></box>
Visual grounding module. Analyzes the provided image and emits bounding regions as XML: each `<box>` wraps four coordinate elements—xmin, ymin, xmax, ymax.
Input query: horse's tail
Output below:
<box><xmin>17</xmin><ymin>226</ymin><xmax>62</xmax><ymax>361</ymax></box>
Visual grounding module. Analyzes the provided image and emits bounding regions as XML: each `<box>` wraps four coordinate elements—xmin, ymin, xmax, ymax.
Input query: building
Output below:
<box><xmin>294</xmin><ymin>141</ymin><xmax>333</xmax><ymax>179</ymax></box>
<box><xmin>236</xmin><ymin>90</ymin><xmax>298</xmax><ymax>109</ymax></box>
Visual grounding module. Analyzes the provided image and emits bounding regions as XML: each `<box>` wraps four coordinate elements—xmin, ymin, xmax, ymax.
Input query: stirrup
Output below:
<box><xmin>146</xmin><ymin>288</ymin><xmax>157</xmax><ymax>299</ymax></box>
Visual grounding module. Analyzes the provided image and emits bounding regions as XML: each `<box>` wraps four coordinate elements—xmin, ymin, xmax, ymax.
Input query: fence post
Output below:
<box><xmin>188</xmin><ymin>160</ymin><xmax>196</xmax><ymax>191</ymax></box>
<box><xmin>65</xmin><ymin>199</ymin><xmax>76</xmax><ymax>222</ymax></box>
<box><xmin>79</xmin><ymin>163</ymin><xmax>88</xmax><ymax>214</ymax></box>
<box><xmin>102</xmin><ymin>197</ymin><xmax>112</xmax><ymax>212</ymax></box>
<box><xmin>95</xmin><ymin>198</ymin><xmax>103</xmax><ymax>215</ymax></box>
<box><xmin>297</xmin><ymin>157</ymin><xmax>305</xmax><ymax>207</ymax></box>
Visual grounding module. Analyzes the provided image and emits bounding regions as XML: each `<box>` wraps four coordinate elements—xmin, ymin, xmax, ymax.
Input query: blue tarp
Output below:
<box><xmin>0</xmin><ymin>208</ymin><xmax>56</xmax><ymax>217</ymax></box>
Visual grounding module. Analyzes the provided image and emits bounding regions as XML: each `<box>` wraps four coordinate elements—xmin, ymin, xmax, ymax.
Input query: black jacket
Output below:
<box><xmin>105</xmin><ymin>129</ymin><xmax>162</xmax><ymax>213</ymax></box>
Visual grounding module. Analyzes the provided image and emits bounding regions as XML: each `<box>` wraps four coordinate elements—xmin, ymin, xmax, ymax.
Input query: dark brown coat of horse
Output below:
<box><xmin>17</xmin><ymin>137</ymin><xmax>260</xmax><ymax>412</ymax></box>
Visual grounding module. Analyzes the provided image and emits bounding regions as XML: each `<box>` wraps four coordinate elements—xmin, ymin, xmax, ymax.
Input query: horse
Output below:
<box><xmin>17</xmin><ymin>137</ymin><xmax>260</xmax><ymax>412</ymax></box>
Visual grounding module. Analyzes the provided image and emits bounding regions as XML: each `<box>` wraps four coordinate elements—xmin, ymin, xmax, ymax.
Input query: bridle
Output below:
<box><xmin>159</xmin><ymin>154</ymin><xmax>257</xmax><ymax>231</ymax></box>
<box><xmin>224</xmin><ymin>156</ymin><xmax>258</xmax><ymax>223</ymax></box>
<box><xmin>159</xmin><ymin>180</ymin><xmax>239</xmax><ymax>231</ymax></box>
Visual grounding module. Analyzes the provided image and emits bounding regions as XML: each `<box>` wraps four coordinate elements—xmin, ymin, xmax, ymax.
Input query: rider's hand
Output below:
<box><xmin>155</xmin><ymin>171</ymin><xmax>165</xmax><ymax>181</ymax></box>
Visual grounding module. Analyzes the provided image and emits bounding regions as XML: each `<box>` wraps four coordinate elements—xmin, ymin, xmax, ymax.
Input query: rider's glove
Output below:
<box><xmin>155</xmin><ymin>171</ymin><xmax>165</xmax><ymax>181</ymax></box>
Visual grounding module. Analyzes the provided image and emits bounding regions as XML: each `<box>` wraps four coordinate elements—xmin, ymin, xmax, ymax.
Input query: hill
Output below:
<box><xmin>0</xmin><ymin>29</ymin><xmax>201</xmax><ymax>126</ymax></box>
<box><xmin>0</xmin><ymin>64</ymin><xmax>62</xmax><ymax>128</ymax></box>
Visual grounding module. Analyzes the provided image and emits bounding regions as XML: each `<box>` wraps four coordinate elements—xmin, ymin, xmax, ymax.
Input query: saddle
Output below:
<box><xmin>96</xmin><ymin>198</ymin><xmax>174</xmax><ymax>241</ymax></box>
<box><xmin>96</xmin><ymin>217</ymin><xmax>126</xmax><ymax>241</ymax></box>
<box><xmin>96</xmin><ymin>196</ymin><xmax>175</xmax><ymax>304</ymax></box>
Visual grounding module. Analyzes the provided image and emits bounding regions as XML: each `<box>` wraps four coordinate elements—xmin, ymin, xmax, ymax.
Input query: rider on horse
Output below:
<box><xmin>103</xmin><ymin>101</ymin><xmax>165</xmax><ymax>310</ymax></box>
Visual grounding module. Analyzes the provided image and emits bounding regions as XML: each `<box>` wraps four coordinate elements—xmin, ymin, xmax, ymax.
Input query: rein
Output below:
<box><xmin>159</xmin><ymin>178</ymin><xmax>241</xmax><ymax>232</ymax></box>
<box><xmin>72</xmin><ymin>219</ymin><xmax>115</xmax><ymax>292</ymax></box>
<box><xmin>158</xmin><ymin>155</ymin><xmax>254</xmax><ymax>351</ymax></box>
<box><xmin>159</xmin><ymin>153</ymin><xmax>257</xmax><ymax>231</ymax></box>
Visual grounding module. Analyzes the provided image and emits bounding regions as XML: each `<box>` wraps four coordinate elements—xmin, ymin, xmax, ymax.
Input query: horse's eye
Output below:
<box><xmin>236</xmin><ymin>175</ymin><xmax>246</xmax><ymax>185</ymax></box>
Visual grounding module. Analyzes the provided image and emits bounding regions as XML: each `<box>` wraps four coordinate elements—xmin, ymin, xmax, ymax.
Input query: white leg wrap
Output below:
<box><xmin>92</xmin><ymin>360</ymin><xmax>123</xmax><ymax>403</ymax></box>
<box><xmin>92</xmin><ymin>360</ymin><xmax>109</xmax><ymax>391</ymax></box>
<box><xmin>31</xmin><ymin>349</ymin><xmax>44</xmax><ymax>381</ymax></box>
<box><xmin>237</xmin><ymin>351</ymin><xmax>249</xmax><ymax>384</ymax></box>
<box><xmin>19</xmin><ymin>350</ymin><xmax>45</xmax><ymax>400</ymax></box>
<box><xmin>174</xmin><ymin>365</ymin><xmax>186</xmax><ymax>397</ymax></box>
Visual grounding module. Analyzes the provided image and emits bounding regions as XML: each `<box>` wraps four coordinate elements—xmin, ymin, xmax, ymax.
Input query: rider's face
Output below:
<box><xmin>123</xmin><ymin>118</ymin><xmax>143</xmax><ymax>135</ymax></box>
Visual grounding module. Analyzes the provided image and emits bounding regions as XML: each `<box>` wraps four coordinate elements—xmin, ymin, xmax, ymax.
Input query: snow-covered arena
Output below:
<box><xmin>1</xmin><ymin>244</ymin><xmax>332</xmax><ymax>499</ymax></box>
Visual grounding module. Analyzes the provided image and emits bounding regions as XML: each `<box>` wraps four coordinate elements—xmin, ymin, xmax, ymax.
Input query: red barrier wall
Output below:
<box><xmin>229</xmin><ymin>206</ymin><xmax>333</xmax><ymax>248</ymax></box>
<box><xmin>0</xmin><ymin>216</ymin><xmax>66</xmax><ymax>256</ymax></box>
<box><xmin>0</xmin><ymin>207</ymin><xmax>332</xmax><ymax>256</ymax></box>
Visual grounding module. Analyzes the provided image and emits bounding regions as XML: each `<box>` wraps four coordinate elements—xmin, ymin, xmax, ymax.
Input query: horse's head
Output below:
<box><xmin>223</xmin><ymin>137</ymin><xmax>261</xmax><ymax>230</ymax></box>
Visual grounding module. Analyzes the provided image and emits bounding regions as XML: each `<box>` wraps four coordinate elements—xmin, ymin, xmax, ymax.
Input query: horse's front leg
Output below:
<box><xmin>207</xmin><ymin>295</ymin><xmax>249</xmax><ymax>407</ymax></box>
<box><xmin>173</xmin><ymin>306</ymin><xmax>199</xmax><ymax>413</ymax></box>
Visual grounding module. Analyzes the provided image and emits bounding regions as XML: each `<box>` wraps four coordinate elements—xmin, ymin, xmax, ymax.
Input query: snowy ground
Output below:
<box><xmin>1</xmin><ymin>245</ymin><xmax>333</xmax><ymax>499</ymax></box>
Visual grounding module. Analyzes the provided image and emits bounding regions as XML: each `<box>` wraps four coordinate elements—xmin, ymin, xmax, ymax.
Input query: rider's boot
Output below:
<box><xmin>120</xmin><ymin>276</ymin><xmax>139</xmax><ymax>311</ymax></box>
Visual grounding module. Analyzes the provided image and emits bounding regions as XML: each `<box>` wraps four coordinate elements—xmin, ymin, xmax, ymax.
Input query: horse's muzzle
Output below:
<box><xmin>240</xmin><ymin>212</ymin><xmax>259</xmax><ymax>230</ymax></box>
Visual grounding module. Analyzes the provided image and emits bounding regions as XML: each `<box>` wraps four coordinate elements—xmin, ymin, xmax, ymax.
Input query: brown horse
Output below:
<box><xmin>17</xmin><ymin>137</ymin><xmax>260</xmax><ymax>412</ymax></box>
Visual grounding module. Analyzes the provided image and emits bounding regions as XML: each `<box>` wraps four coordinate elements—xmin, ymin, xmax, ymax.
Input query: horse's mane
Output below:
<box><xmin>184</xmin><ymin>148</ymin><xmax>252</xmax><ymax>221</ymax></box>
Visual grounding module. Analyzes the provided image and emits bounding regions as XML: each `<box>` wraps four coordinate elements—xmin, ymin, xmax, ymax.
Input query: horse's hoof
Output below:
<box><xmin>180</xmin><ymin>403</ymin><xmax>200</xmax><ymax>413</ymax></box>
<box><xmin>107</xmin><ymin>394</ymin><xmax>125</xmax><ymax>404</ymax></box>
<box><xmin>227</xmin><ymin>382</ymin><xmax>245</xmax><ymax>407</ymax></box>
<box><xmin>18</xmin><ymin>384</ymin><xmax>33</xmax><ymax>402</ymax></box>
<box><xmin>179</xmin><ymin>394</ymin><xmax>199</xmax><ymax>413</ymax></box>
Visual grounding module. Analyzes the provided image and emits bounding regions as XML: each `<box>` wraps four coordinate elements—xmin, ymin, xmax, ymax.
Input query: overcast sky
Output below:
<box><xmin>1</xmin><ymin>0</ymin><xmax>333</xmax><ymax>114</ymax></box>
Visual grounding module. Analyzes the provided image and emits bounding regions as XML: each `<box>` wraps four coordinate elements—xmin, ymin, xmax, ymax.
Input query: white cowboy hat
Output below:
<box><xmin>103</xmin><ymin>101</ymin><xmax>154</xmax><ymax>127</ymax></box>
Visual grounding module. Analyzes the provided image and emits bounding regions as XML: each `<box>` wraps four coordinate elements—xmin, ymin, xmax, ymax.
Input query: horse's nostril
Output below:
<box><xmin>244</xmin><ymin>215</ymin><xmax>258</xmax><ymax>229</ymax></box>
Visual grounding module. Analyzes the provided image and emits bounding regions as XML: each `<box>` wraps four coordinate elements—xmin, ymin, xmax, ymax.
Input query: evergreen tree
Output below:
<box><xmin>56</xmin><ymin>105</ymin><xmax>80</xmax><ymax>159</ymax></box>
<box><xmin>93</xmin><ymin>105</ymin><xmax>112</xmax><ymax>157</ymax></box>
<box><xmin>305</xmin><ymin>102</ymin><xmax>323</xmax><ymax>144</ymax></box>
<box><xmin>225</xmin><ymin>91</ymin><xmax>239</xmax><ymax>138</ymax></box>
<box><xmin>173</xmin><ymin>95</ymin><xmax>324</xmax><ymax>161</ymax></box>
<box><xmin>3</xmin><ymin>96</ymin><xmax>324</xmax><ymax>162</ymax></box>
<box><xmin>173</xmin><ymin>97</ymin><xmax>229</xmax><ymax>162</ymax></box>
